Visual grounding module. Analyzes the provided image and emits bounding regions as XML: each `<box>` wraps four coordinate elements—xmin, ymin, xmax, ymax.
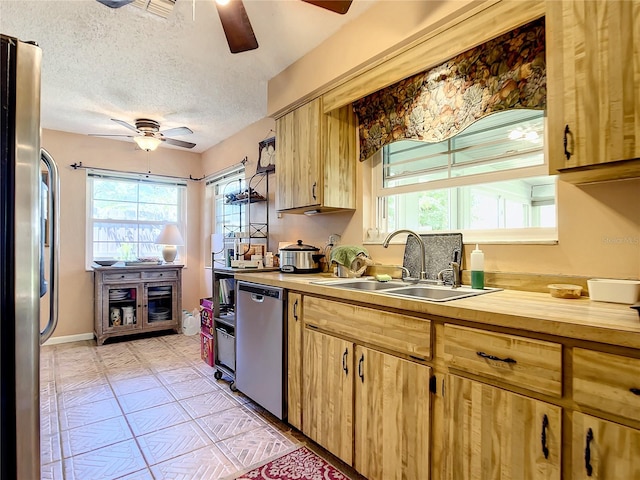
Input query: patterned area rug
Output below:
<box><xmin>235</xmin><ymin>446</ymin><xmax>352</xmax><ymax>480</ymax></box>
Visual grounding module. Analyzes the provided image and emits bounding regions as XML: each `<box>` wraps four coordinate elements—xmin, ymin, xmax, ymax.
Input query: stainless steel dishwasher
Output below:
<box><xmin>235</xmin><ymin>281</ymin><xmax>286</xmax><ymax>420</ymax></box>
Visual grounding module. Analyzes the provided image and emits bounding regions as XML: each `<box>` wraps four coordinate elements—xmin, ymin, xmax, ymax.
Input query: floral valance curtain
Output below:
<box><xmin>353</xmin><ymin>17</ymin><xmax>546</xmax><ymax>161</ymax></box>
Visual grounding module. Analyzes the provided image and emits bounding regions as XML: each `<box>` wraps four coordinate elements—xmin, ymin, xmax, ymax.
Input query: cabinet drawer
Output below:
<box><xmin>303</xmin><ymin>296</ymin><xmax>431</xmax><ymax>360</ymax></box>
<box><xmin>102</xmin><ymin>271</ymin><xmax>142</xmax><ymax>282</ymax></box>
<box><xmin>142</xmin><ymin>270</ymin><xmax>178</xmax><ymax>280</ymax></box>
<box><xmin>573</xmin><ymin>348</ymin><xmax>640</xmax><ymax>422</ymax></box>
<box><xmin>443</xmin><ymin>324</ymin><xmax>562</xmax><ymax>397</ymax></box>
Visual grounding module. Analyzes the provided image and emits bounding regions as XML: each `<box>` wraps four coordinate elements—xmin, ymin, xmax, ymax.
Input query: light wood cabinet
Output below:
<box><xmin>547</xmin><ymin>0</ymin><xmax>640</xmax><ymax>182</ymax></box>
<box><xmin>93</xmin><ymin>265</ymin><xmax>182</xmax><ymax>346</ymax></box>
<box><xmin>303</xmin><ymin>327</ymin><xmax>353</xmax><ymax>465</ymax></box>
<box><xmin>443</xmin><ymin>324</ymin><xmax>562</xmax><ymax>397</ymax></box>
<box><xmin>572</xmin><ymin>348</ymin><xmax>640</xmax><ymax>423</ymax></box>
<box><xmin>354</xmin><ymin>345</ymin><xmax>431</xmax><ymax>480</ymax></box>
<box><xmin>302</xmin><ymin>299</ymin><xmax>432</xmax><ymax>480</ymax></box>
<box><xmin>571</xmin><ymin>412</ymin><xmax>640</xmax><ymax>479</ymax></box>
<box><xmin>444</xmin><ymin>374</ymin><xmax>561</xmax><ymax>480</ymax></box>
<box><xmin>275</xmin><ymin>97</ymin><xmax>357</xmax><ymax>213</ymax></box>
<box><xmin>286</xmin><ymin>292</ymin><xmax>303</xmax><ymax>430</ymax></box>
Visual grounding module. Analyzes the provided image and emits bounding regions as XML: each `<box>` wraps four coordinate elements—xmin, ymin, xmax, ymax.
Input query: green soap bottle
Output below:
<box><xmin>470</xmin><ymin>244</ymin><xmax>484</xmax><ymax>289</ymax></box>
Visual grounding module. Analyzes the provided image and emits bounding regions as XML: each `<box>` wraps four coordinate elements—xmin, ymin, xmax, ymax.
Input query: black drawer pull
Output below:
<box><xmin>585</xmin><ymin>428</ymin><xmax>594</xmax><ymax>477</ymax></box>
<box><xmin>630</xmin><ymin>387</ymin><xmax>640</xmax><ymax>396</ymax></box>
<box><xmin>358</xmin><ymin>354</ymin><xmax>364</xmax><ymax>383</ymax></box>
<box><xmin>293</xmin><ymin>299</ymin><xmax>298</xmax><ymax>321</ymax></box>
<box><xmin>342</xmin><ymin>348</ymin><xmax>348</xmax><ymax>375</ymax></box>
<box><xmin>541</xmin><ymin>414</ymin><xmax>549</xmax><ymax>459</ymax></box>
<box><xmin>476</xmin><ymin>351</ymin><xmax>517</xmax><ymax>364</ymax></box>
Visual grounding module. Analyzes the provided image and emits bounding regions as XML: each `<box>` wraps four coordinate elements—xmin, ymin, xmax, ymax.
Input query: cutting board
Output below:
<box><xmin>402</xmin><ymin>233</ymin><xmax>463</xmax><ymax>281</ymax></box>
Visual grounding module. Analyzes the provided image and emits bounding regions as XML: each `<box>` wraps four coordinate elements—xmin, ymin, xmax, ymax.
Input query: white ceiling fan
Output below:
<box><xmin>89</xmin><ymin>118</ymin><xmax>196</xmax><ymax>151</ymax></box>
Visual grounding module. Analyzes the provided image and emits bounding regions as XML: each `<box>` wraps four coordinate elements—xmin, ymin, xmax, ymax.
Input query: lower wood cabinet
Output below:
<box><xmin>354</xmin><ymin>345</ymin><xmax>431</xmax><ymax>480</ymax></box>
<box><xmin>286</xmin><ymin>292</ymin><xmax>303</xmax><ymax>430</ymax></box>
<box><xmin>303</xmin><ymin>328</ymin><xmax>354</xmax><ymax>464</ymax></box>
<box><xmin>444</xmin><ymin>375</ymin><xmax>561</xmax><ymax>480</ymax></box>
<box><xmin>571</xmin><ymin>412</ymin><xmax>640</xmax><ymax>479</ymax></box>
<box><xmin>303</xmin><ymin>326</ymin><xmax>431</xmax><ymax>480</ymax></box>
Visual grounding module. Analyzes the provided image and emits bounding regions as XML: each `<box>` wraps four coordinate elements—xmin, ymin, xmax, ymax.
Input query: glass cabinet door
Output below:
<box><xmin>103</xmin><ymin>284</ymin><xmax>141</xmax><ymax>332</ymax></box>
<box><xmin>145</xmin><ymin>282</ymin><xmax>177</xmax><ymax>327</ymax></box>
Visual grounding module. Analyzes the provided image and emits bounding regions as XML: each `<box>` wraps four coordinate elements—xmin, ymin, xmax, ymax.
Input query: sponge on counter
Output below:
<box><xmin>375</xmin><ymin>274</ymin><xmax>393</xmax><ymax>282</ymax></box>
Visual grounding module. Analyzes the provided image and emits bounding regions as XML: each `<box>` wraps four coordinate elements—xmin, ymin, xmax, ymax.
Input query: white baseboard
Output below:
<box><xmin>42</xmin><ymin>333</ymin><xmax>94</xmax><ymax>346</ymax></box>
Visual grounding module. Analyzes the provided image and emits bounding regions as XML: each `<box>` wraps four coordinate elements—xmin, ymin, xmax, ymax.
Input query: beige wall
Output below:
<box><xmin>42</xmin><ymin>129</ymin><xmax>204</xmax><ymax>339</ymax></box>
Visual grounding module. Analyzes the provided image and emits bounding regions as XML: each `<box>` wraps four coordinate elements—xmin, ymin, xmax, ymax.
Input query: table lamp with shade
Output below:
<box><xmin>155</xmin><ymin>224</ymin><xmax>184</xmax><ymax>263</ymax></box>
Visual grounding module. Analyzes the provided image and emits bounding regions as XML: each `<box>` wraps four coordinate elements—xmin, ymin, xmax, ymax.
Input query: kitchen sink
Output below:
<box><xmin>384</xmin><ymin>285</ymin><xmax>499</xmax><ymax>301</ymax></box>
<box><xmin>312</xmin><ymin>277</ymin><xmax>500</xmax><ymax>302</ymax></box>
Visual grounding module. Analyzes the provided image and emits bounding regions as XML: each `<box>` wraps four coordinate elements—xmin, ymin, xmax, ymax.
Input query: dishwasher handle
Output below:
<box><xmin>250</xmin><ymin>293</ymin><xmax>265</xmax><ymax>303</ymax></box>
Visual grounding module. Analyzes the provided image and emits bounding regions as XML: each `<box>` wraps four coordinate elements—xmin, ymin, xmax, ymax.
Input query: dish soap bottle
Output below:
<box><xmin>470</xmin><ymin>244</ymin><xmax>485</xmax><ymax>289</ymax></box>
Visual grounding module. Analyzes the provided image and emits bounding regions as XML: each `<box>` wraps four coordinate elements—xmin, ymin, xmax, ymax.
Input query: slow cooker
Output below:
<box><xmin>279</xmin><ymin>240</ymin><xmax>324</xmax><ymax>273</ymax></box>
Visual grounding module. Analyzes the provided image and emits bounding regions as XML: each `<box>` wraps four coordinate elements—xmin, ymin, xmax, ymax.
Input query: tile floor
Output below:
<box><xmin>39</xmin><ymin>332</ymin><xmax>362</xmax><ymax>480</ymax></box>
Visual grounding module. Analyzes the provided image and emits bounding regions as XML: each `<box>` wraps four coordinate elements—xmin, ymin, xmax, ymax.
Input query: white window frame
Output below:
<box><xmin>204</xmin><ymin>165</ymin><xmax>245</xmax><ymax>268</ymax></box>
<box><xmin>85</xmin><ymin>170</ymin><xmax>187</xmax><ymax>269</ymax></box>
<box><xmin>366</xmin><ymin>114</ymin><xmax>558</xmax><ymax>245</ymax></box>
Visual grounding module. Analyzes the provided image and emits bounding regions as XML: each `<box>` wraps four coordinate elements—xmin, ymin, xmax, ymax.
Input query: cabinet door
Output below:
<box><xmin>287</xmin><ymin>293</ymin><xmax>303</xmax><ymax>430</ymax></box>
<box><xmin>572</xmin><ymin>412</ymin><xmax>640</xmax><ymax>479</ymax></box>
<box><xmin>143</xmin><ymin>281</ymin><xmax>179</xmax><ymax>329</ymax></box>
<box><xmin>548</xmin><ymin>0</ymin><xmax>640</xmax><ymax>171</ymax></box>
<box><xmin>276</xmin><ymin>98</ymin><xmax>322</xmax><ymax>211</ymax></box>
<box><xmin>322</xmin><ymin>103</ymin><xmax>357</xmax><ymax>210</ymax></box>
<box><xmin>444</xmin><ymin>375</ymin><xmax>561</xmax><ymax>480</ymax></box>
<box><xmin>102</xmin><ymin>284</ymin><xmax>142</xmax><ymax>333</ymax></box>
<box><xmin>354</xmin><ymin>346</ymin><xmax>431</xmax><ymax>480</ymax></box>
<box><xmin>303</xmin><ymin>327</ymin><xmax>353</xmax><ymax>465</ymax></box>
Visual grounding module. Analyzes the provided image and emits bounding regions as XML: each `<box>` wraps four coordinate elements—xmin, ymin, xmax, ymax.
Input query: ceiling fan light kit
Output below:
<box><xmin>134</xmin><ymin>135</ymin><xmax>162</xmax><ymax>151</ymax></box>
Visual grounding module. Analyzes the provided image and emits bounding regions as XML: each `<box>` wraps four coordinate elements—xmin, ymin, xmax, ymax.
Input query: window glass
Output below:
<box><xmin>373</xmin><ymin>109</ymin><xmax>557</xmax><ymax>242</ymax></box>
<box><xmin>87</xmin><ymin>173</ymin><xmax>186</xmax><ymax>265</ymax></box>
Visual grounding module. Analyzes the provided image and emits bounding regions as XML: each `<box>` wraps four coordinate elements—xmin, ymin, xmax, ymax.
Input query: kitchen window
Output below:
<box><xmin>86</xmin><ymin>171</ymin><xmax>187</xmax><ymax>267</ymax></box>
<box><xmin>368</xmin><ymin>109</ymin><xmax>557</xmax><ymax>244</ymax></box>
<box><xmin>204</xmin><ymin>166</ymin><xmax>245</xmax><ymax>267</ymax></box>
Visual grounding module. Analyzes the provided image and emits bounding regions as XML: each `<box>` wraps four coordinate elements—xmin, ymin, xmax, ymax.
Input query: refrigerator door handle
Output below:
<box><xmin>40</xmin><ymin>148</ymin><xmax>59</xmax><ymax>343</ymax></box>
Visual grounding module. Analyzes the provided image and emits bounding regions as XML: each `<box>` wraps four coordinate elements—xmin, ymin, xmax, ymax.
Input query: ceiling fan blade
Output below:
<box><xmin>163</xmin><ymin>138</ymin><xmax>196</xmax><ymax>149</ymax></box>
<box><xmin>96</xmin><ymin>0</ymin><xmax>134</xmax><ymax>8</ymax></box>
<box><xmin>111</xmin><ymin>118</ymin><xmax>140</xmax><ymax>133</ymax></box>
<box><xmin>215</xmin><ymin>0</ymin><xmax>259</xmax><ymax>54</ymax></box>
<box><xmin>88</xmin><ymin>134</ymin><xmax>134</xmax><ymax>138</ymax></box>
<box><xmin>160</xmin><ymin>126</ymin><xmax>193</xmax><ymax>137</ymax></box>
<box><xmin>301</xmin><ymin>0</ymin><xmax>352</xmax><ymax>14</ymax></box>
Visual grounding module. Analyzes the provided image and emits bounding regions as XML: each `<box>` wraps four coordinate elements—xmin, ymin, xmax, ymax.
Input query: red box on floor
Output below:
<box><xmin>200</xmin><ymin>331</ymin><xmax>214</xmax><ymax>367</ymax></box>
<box><xmin>200</xmin><ymin>297</ymin><xmax>213</xmax><ymax>335</ymax></box>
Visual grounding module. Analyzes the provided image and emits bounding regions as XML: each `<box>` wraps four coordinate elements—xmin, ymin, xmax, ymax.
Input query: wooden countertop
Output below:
<box><xmin>234</xmin><ymin>271</ymin><xmax>640</xmax><ymax>349</ymax></box>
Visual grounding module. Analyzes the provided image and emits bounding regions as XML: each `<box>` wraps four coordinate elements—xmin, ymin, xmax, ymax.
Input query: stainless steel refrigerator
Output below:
<box><xmin>1</xmin><ymin>34</ymin><xmax>59</xmax><ymax>479</ymax></box>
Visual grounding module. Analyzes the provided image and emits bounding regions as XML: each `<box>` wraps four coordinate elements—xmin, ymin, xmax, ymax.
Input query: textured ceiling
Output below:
<box><xmin>0</xmin><ymin>0</ymin><xmax>375</xmax><ymax>153</ymax></box>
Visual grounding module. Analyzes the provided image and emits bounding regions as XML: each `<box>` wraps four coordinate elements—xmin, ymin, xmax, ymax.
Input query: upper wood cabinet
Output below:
<box><xmin>275</xmin><ymin>97</ymin><xmax>357</xmax><ymax>213</ymax></box>
<box><xmin>547</xmin><ymin>0</ymin><xmax>640</xmax><ymax>183</ymax></box>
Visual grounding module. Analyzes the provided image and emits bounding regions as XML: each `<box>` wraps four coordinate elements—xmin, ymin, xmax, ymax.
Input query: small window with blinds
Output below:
<box><xmin>371</xmin><ymin>109</ymin><xmax>557</xmax><ymax>243</ymax></box>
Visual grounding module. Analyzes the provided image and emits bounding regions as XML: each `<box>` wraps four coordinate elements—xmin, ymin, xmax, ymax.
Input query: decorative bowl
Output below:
<box><xmin>548</xmin><ymin>284</ymin><xmax>582</xmax><ymax>299</ymax></box>
<box><xmin>94</xmin><ymin>259</ymin><xmax>118</xmax><ymax>267</ymax></box>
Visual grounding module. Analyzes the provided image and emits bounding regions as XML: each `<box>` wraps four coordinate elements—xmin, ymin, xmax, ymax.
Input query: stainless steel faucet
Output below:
<box><xmin>382</xmin><ymin>229</ymin><xmax>428</xmax><ymax>281</ymax></box>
